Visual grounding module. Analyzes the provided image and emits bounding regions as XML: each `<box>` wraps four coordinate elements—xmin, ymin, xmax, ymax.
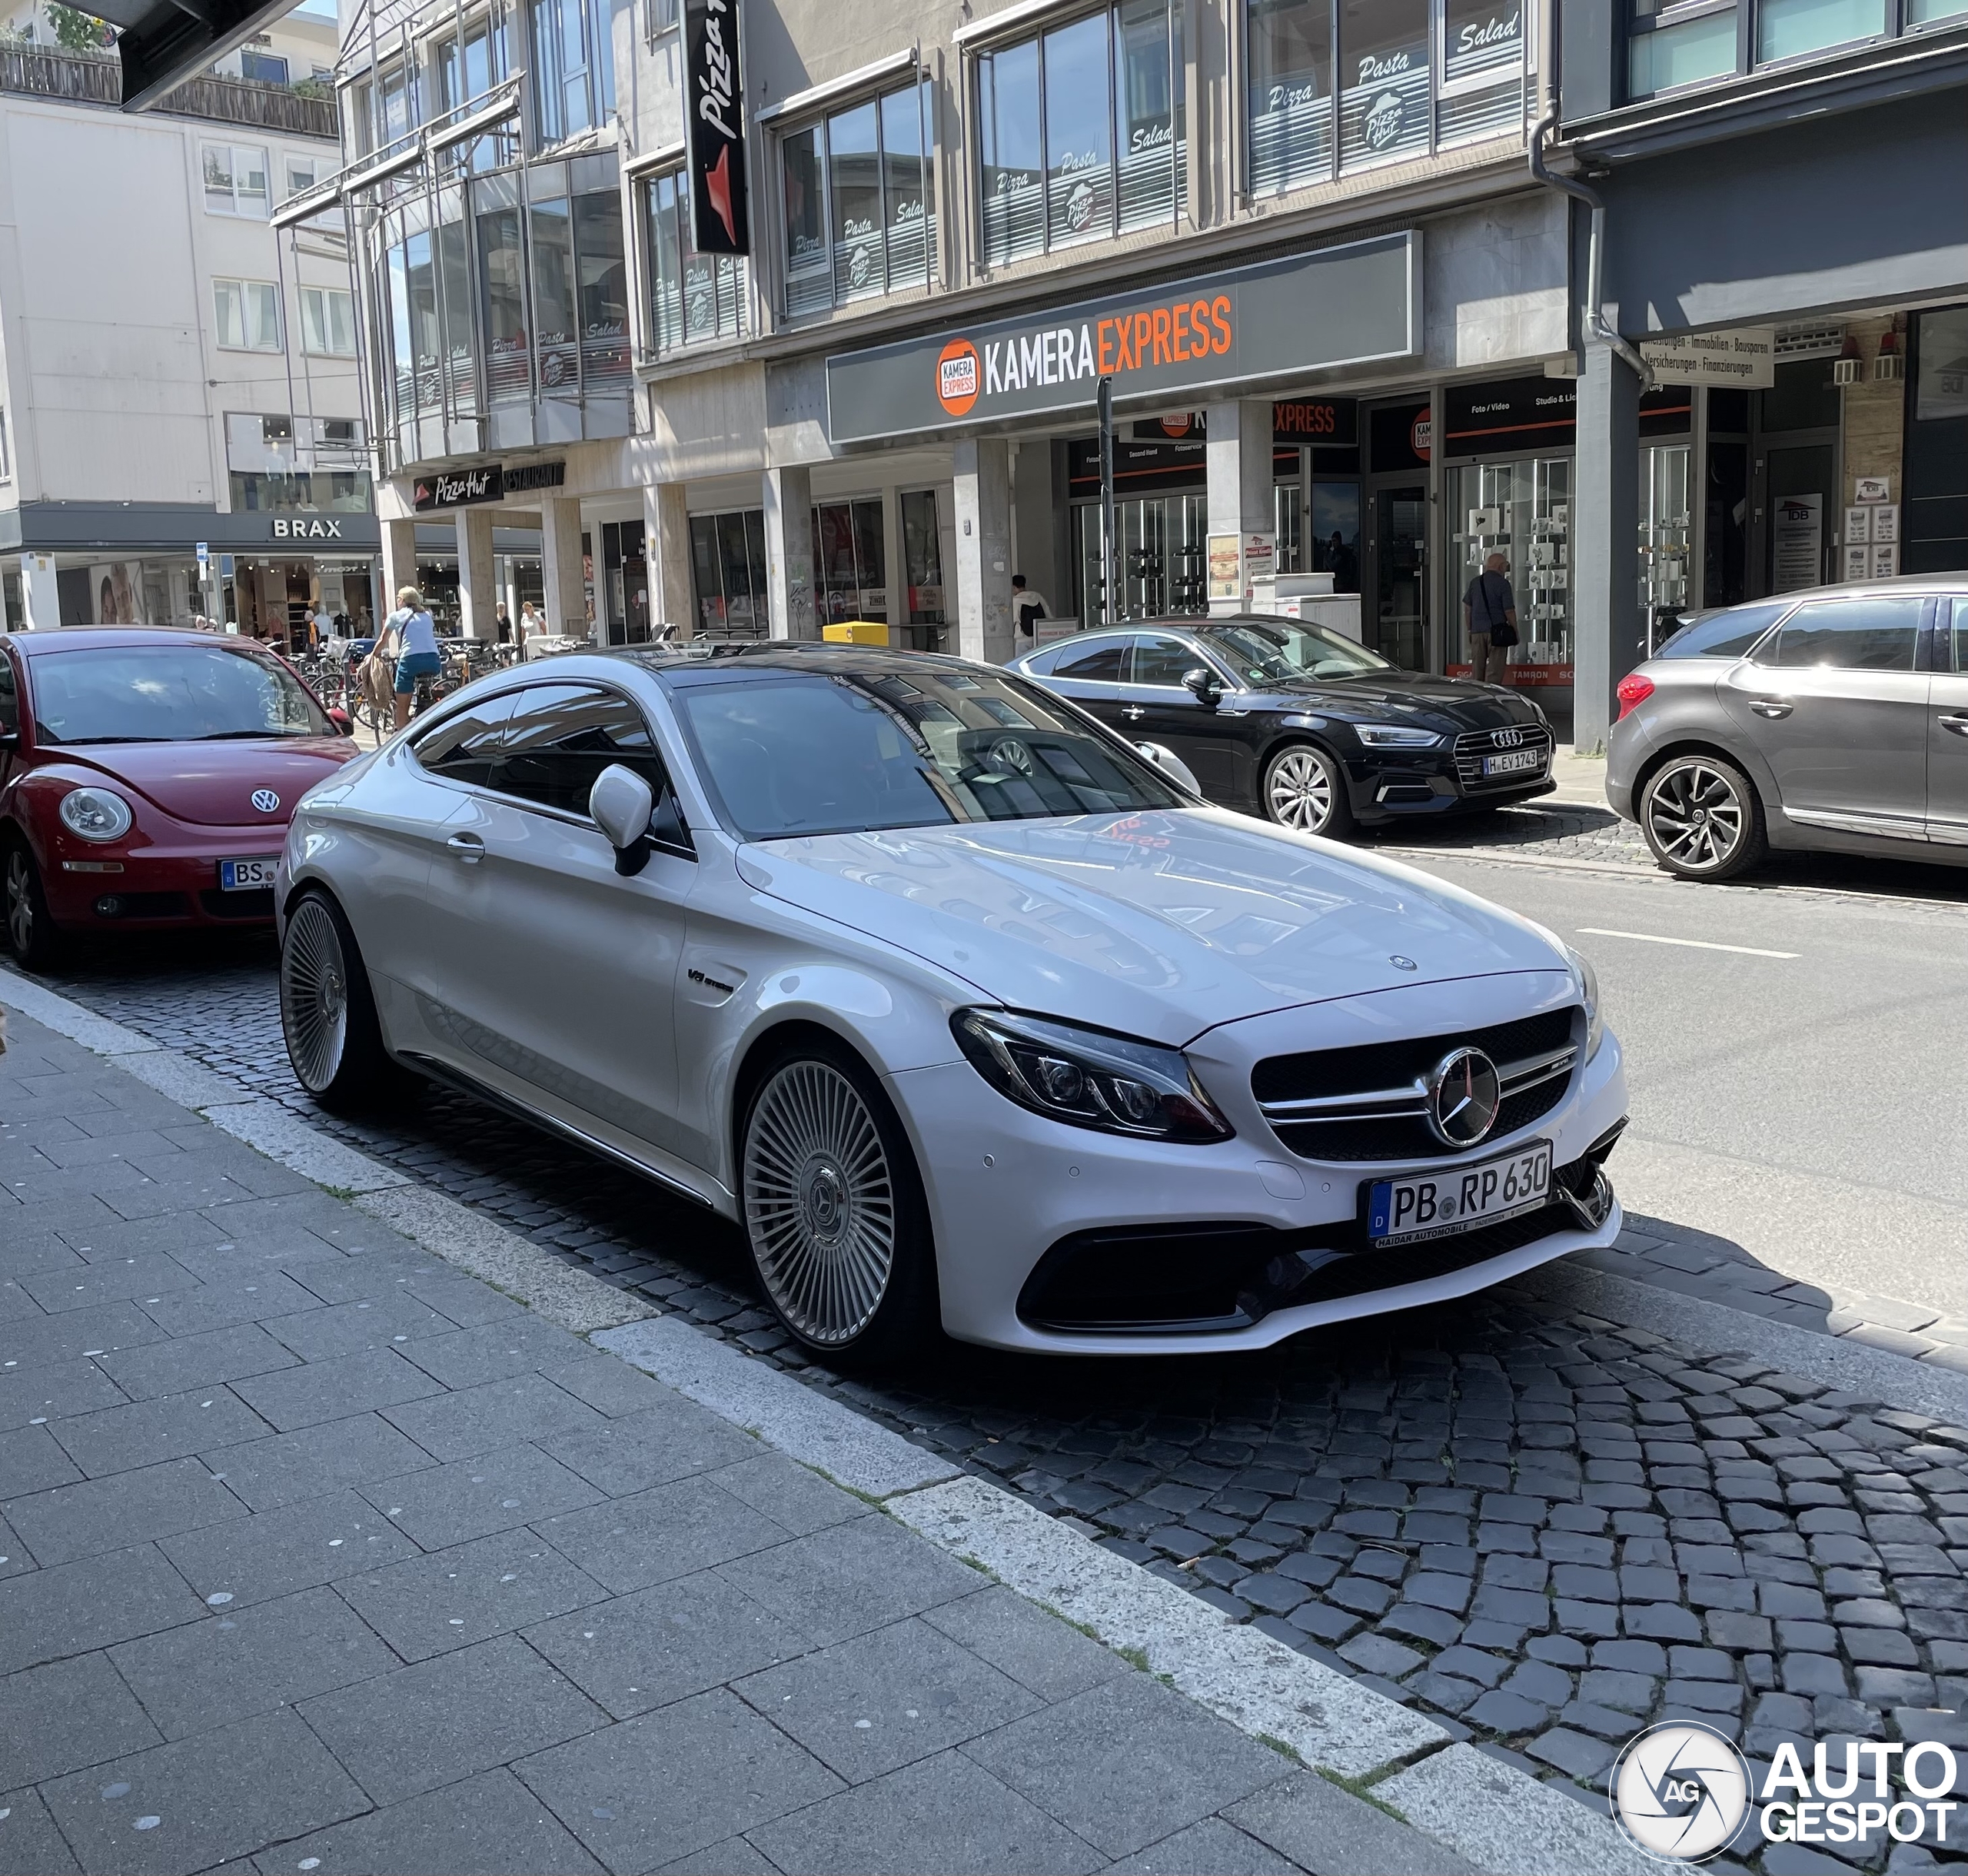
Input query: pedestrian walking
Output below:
<box><xmin>1012</xmin><ymin>574</ymin><xmax>1049</xmax><ymax>640</ymax></box>
<box><xmin>1462</xmin><ymin>550</ymin><xmax>1518</xmax><ymax>684</ymax></box>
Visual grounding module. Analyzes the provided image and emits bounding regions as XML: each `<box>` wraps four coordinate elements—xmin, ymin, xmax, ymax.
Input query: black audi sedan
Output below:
<box><xmin>1007</xmin><ymin>616</ymin><xmax>1554</xmax><ymax>837</ymax></box>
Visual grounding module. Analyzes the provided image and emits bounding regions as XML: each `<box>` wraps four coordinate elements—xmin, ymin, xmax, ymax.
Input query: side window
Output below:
<box><xmin>1660</xmin><ymin>601</ymin><xmax>1790</xmax><ymax>660</ymax></box>
<box><xmin>1050</xmin><ymin>639</ymin><xmax>1127</xmax><ymax>681</ymax></box>
<box><xmin>1770</xmin><ymin>597</ymin><xmax>1923</xmax><ymax>674</ymax></box>
<box><xmin>0</xmin><ymin>657</ymin><xmax>18</xmax><ymax>735</ymax></box>
<box><xmin>412</xmin><ymin>689</ymin><xmax>514</xmax><ymax>787</ymax></box>
<box><xmin>1129</xmin><ymin>636</ymin><xmax>1203</xmax><ymax>687</ymax></box>
<box><xmin>500</xmin><ymin>684</ymin><xmax>672</xmax><ymax>816</ymax></box>
<box><xmin>1949</xmin><ymin>597</ymin><xmax>1966</xmax><ymax>675</ymax></box>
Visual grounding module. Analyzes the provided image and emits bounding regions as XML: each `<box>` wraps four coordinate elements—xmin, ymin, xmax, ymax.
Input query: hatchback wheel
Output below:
<box><xmin>280</xmin><ymin>890</ymin><xmax>410</xmax><ymax>1113</ymax></box>
<box><xmin>1639</xmin><ymin>753</ymin><xmax>1767</xmax><ymax>880</ymax></box>
<box><xmin>1264</xmin><ymin>743</ymin><xmax>1352</xmax><ymax>838</ymax></box>
<box><xmin>3</xmin><ymin>841</ymin><xmax>59</xmax><ymax>971</ymax></box>
<box><xmin>740</xmin><ymin>1043</ymin><xmax>937</xmax><ymax>1364</ymax></box>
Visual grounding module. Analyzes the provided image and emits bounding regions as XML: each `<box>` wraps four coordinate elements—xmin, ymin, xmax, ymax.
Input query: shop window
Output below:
<box><xmin>600</xmin><ymin>521</ymin><xmax>651</xmax><ymax>644</ymax></box>
<box><xmin>1640</xmin><ymin>443</ymin><xmax>1692</xmax><ymax>654</ymax></box>
<box><xmin>690</xmin><ymin>510</ymin><xmax>770</xmax><ymax>638</ymax></box>
<box><xmin>812</xmin><ymin>500</ymin><xmax>886</xmax><ymax>625</ymax></box>
<box><xmin>530</xmin><ymin>191</ymin><xmax>580</xmax><ymax>394</ymax></box>
<box><xmin>899</xmin><ymin>490</ymin><xmax>947</xmax><ymax>648</ymax></box>
<box><xmin>1247</xmin><ymin>0</ymin><xmax>1331</xmax><ymax>200</ymax></box>
<box><xmin>437</xmin><ymin>195</ymin><xmax>475</xmax><ymax>411</ymax></box>
<box><xmin>976</xmin><ymin>0</ymin><xmax>1182</xmax><ymax>270</ymax></box>
<box><xmin>229</xmin><ymin>471</ymin><xmax>375</xmax><ymax>513</ymax></box>
<box><xmin>781</xmin><ymin>78</ymin><xmax>935</xmax><ymax>318</ymax></box>
<box><xmin>203</xmin><ymin>142</ymin><xmax>270</xmax><ymax>218</ymax></box>
<box><xmin>301</xmin><ymin>288</ymin><xmax>357</xmax><ymax>356</ymax></box>
<box><xmin>1337</xmin><ymin>0</ymin><xmax>1428</xmax><ymax>171</ymax></box>
<box><xmin>477</xmin><ymin>192</ymin><xmax>530</xmax><ymax>404</ymax></box>
<box><xmin>575</xmin><ymin>191</ymin><xmax>630</xmax><ymax>391</ymax></box>
<box><xmin>1439</xmin><ymin>0</ymin><xmax>1525</xmax><ymax>145</ymax></box>
<box><xmin>1757</xmin><ymin>0</ymin><xmax>1885</xmax><ymax>63</ymax></box>
<box><xmin>1448</xmin><ymin>457</ymin><xmax>1571</xmax><ymax>683</ymax></box>
<box><xmin>646</xmin><ymin>171</ymin><xmax>746</xmax><ymax>355</ymax></box>
<box><xmin>1310</xmin><ymin>483</ymin><xmax>1361</xmax><ymax>591</ymax></box>
<box><xmin>214</xmin><ymin>278</ymin><xmax>283</xmax><ymax>351</ymax></box>
<box><xmin>530</xmin><ymin>0</ymin><xmax>613</xmax><ymax>145</ymax></box>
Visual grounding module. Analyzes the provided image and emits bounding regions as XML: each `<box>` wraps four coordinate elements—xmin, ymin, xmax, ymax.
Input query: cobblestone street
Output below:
<box><xmin>15</xmin><ymin>853</ymin><xmax>1968</xmax><ymax>1874</ymax></box>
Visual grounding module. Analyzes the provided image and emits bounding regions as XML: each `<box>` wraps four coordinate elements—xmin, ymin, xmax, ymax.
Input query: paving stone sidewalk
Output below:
<box><xmin>0</xmin><ymin>1009</ymin><xmax>1475</xmax><ymax>1876</ymax></box>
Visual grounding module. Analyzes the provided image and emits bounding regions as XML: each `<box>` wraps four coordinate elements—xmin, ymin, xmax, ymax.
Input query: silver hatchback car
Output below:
<box><xmin>1607</xmin><ymin>574</ymin><xmax>1968</xmax><ymax>880</ymax></box>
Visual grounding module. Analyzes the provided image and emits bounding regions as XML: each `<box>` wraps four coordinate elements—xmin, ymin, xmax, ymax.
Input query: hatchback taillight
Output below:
<box><xmin>1616</xmin><ymin>674</ymin><xmax>1654</xmax><ymax>720</ymax></box>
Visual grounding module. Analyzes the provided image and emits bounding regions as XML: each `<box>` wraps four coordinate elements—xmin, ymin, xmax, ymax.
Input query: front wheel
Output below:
<box><xmin>279</xmin><ymin>890</ymin><xmax>412</xmax><ymax>1113</ymax></box>
<box><xmin>1263</xmin><ymin>743</ymin><xmax>1354</xmax><ymax>839</ymax></box>
<box><xmin>739</xmin><ymin>1043</ymin><xmax>939</xmax><ymax>1366</ymax></box>
<box><xmin>3</xmin><ymin>840</ymin><xmax>61</xmax><ymax>971</ymax></box>
<box><xmin>1638</xmin><ymin>753</ymin><xmax>1768</xmax><ymax>880</ymax></box>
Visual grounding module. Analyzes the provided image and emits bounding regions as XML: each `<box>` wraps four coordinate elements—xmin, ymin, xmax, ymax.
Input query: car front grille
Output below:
<box><xmin>1252</xmin><ymin>1008</ymin><xmax>1578</xmax><ymax>1163</ymax></box>
<box><xmin>200</xmin><ymin>888</ymin><xmax>277</xmax><ymax>920</ymax></box>
<box><xmin>1453</xmin><ymin>724</ymin><xmax>1554</xmax><ymax>791</ymax></box>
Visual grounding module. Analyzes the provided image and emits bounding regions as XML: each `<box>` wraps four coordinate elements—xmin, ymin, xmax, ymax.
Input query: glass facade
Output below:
<box><xmin>646</xmin><ymin>171</ymin><xmax>746</xmax><ymax>354</ymax></box>
<box><xmin>530</xmin><ymin>0</ymin><xmax>615</xmax><ymax>144</ymax></box>
<box><xmin>1449</xmin><ymin>458</ymin><xmax>1573</xmax><ymax>678</ymax></box>
<box><xmin>976</xmin><ymin>0</ymin><xmax>1182</xmax><ymax>269</ymax></box>
<box><xmin>689</xmin><ymin>510</ymin><xmax>770</xmax><ymax>638</ymax></box>
<box><xmin>813</xmin><ymin>499</ymin><xmax>886</xmax><ymax>624</ymax></box>
<box><xmin>1627</xmin><ymin>0</ymin><xmax>1956</xmax><ymax>98</ymax></box>
<box><xmin>900</xmin><ymin>490</ymin><xmax>947</xmax><ymax>648</ymax></box>
<box><xmin>781</xmin><ymin>78</ymin><xmax>936</xmax><ymax>318</ymax></box>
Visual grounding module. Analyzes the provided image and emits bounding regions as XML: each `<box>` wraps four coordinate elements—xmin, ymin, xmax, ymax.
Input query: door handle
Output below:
<box><xmin>1748</xmin><ymin>698</ymin><xmax>1794</xmax><ymax>720</ymax></box>
<box><xmin>1941</xmin><ymin>715</ymin><xmax>1968</xmax><ymax>738</ymax></box>
<box><xmin>1119</xmin><ymin>705</ymin><xmax>1146</xmax><ymax>721</ymax></box>
<box><xmin>446</xmin><ymin>832</ymin><xmax>485</xmax><ymax>863</ymax></box>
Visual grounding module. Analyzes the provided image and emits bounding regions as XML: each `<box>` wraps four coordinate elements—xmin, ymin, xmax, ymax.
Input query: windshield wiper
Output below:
<box><xmin>40</xmin><ymin>735</ymin><xmax>178</xmax><ymax>745</ymax></box>
<box><xmin>194</xmin><ymin>729</ymin><xmax>316</xmax><ymax>740</ymax></box>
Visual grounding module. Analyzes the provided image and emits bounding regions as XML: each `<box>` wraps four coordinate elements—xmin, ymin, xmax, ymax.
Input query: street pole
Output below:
<box><xmin>1097</xmin><ymin>375</ymin><xmax>1119</xmax><ymax>626</ymax></box>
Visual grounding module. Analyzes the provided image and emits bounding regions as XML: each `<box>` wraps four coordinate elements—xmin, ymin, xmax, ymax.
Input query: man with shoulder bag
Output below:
<box><xmin>1462</xmin><ymin>551</ymin><xmax>1518</xmax><ymax>684</ymax></box>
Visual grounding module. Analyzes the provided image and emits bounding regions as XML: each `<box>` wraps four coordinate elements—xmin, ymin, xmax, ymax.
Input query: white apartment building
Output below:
<box><xmin>0</xmin><ymin>4</ymin><xmax>381</xmax><ymax>644</ymax></box>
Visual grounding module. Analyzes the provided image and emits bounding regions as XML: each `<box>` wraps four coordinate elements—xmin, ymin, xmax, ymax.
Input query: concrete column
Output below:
<box><xmin>454</xmin><ymin>507</ymin><xmax>497</xmax><ymax>640</ymax></box>
<box><xmin>882</xmin><ymin>486</ymin><xmax>906</xmax><ymax>642</ymax></box>
<box><xmin>644</xmin><ymin>481</ymin><xmax>693</xmax><ymax>637</ymax></box>
<box><xmin>19</xmin><ymin>553</ymin><xmax>59</xmax><ymax>630</ymax></box>
<box><xmin>1012</xmin><ymin>442</ymin><xmax>1062</xmax><ymax>630</ymax></box>
<box><xmin>763</xmin><ymin>465</ymin><xmax>816</xmax><ymax>640</ymax></box>
<box><xmin>1205</xmin><ymin>401</ymin><xmax>1274</xmax><ymax>614</ymax></box>
<box><xmin>1572</xmin><ymin>341</ymin><xmax>1643</xmax><ymax>755</ymax></box>
<box><xmin>952</xmin><ymin>437</ymin><xmax>1012</xmax><ymax>664</ymax></box>
<box><xmin>540</xmin><ymin>497</ymin><xmax>588</xmax><ymax>640</ymax></box>
<box><xmin>380</xmin><ymin>517</ymin><xmax>417</xmax><ymax>616</ymax></box>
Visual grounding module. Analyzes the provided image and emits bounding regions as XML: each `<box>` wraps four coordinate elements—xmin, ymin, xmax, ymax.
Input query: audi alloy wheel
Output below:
<box><xmin>1264</xmin><ymin>743</ymin><xmax>1352</xmax><ymax>838</ymax></box>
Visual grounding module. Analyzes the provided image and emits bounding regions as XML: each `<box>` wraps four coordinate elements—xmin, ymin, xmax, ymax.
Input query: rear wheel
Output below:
<box><xmin>1638</xmin><ymin>753</ymin><xmax>1767</xmax><ymax>880</ymax></box>
<box><xmin>3</xmin><ymin>840</ymin><xmax>60</xmax><ymax>971</ymax></box>
<box><xmin>739</xmin><ymin>1040</ymin><xmax>939</xmax><ymax>1366</ymax></box>
<box><xmin>1263</xmin><ymin>743</ymin><xmax>1353</xmax><ymax>839</ymax></box>
<box><xmin>280</xmin><ymin>889</ymin><xmax>411</xmax><ymax>1113</ymax></box>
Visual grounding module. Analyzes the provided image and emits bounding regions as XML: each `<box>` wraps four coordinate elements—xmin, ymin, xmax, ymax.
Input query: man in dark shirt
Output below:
<box><xmin>1462</xmin><ymin>551</ymin><xmax>1517</xmax><ymax>684</ymax></box>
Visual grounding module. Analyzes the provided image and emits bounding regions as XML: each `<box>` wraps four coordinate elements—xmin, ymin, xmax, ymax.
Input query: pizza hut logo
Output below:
<box><xmin>937</xmin><ymin>338</ymin><xmax>981</xmax><ymax>417</ymax></box>
<box><xmin>1364</xmin><ymin>90</ymin><xmax>1405</xmax><ymax>150</ymax></box>
<box><xmin>1066</xmin><ymin>178</ymin><xmax>1096</xmax><ymax>231</ymax></box>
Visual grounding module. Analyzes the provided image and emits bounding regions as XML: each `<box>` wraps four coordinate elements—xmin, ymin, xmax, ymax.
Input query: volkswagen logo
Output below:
<box><xmin>1493</xmin><ymin>727</ymin><xmax>1525</xmax><ymax>748</ymax></box>
<box><xmin>251</xmin><ymin>789</ymin><xmax>281</xmax><ymax>813</ymax></box>
<box><xmin>1427</xmin><ymin>1046</ymin><xmax>1502</xmax><ymax>1147</ymax></box>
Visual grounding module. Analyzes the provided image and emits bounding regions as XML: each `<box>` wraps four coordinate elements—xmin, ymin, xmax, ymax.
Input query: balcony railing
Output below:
<box><xmin>0</xmin><ymin>43</ymin><xmax>339</xmax><ymax>139</ymax></box>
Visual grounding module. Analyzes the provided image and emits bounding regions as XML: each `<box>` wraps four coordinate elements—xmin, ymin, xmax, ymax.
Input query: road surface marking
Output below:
<box><xmin>1577</xmin><ymin>926</ymin><xmax>1798</xmax><ymax>959</ymax></box>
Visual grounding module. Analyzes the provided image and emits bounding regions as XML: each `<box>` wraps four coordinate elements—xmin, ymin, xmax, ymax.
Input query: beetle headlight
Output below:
<box><xmin>952</xmin><ymin>1009</ymin><xmax>1234</xmax><ymax>1143</ymax></box>
<box><xmin>58</xmin><ymin>787</ymin><xmax>134</xmax><ymax>843</ymax></box>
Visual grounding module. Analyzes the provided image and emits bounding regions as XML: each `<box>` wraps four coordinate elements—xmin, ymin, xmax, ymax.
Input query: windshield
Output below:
<box><xmin>30</xmin><ymin>644</ymin><xmax>332</xmax><ymax>746</ymax></box>
<box><xmin>1205</xmin><ymin>620</ymin><xmax>1393</xmax><ymax>684</ymax></box>
<box><xmin>673</xmin><ymin>667</ymin><xmax>1184</xmax><ymax>840</ymax></box>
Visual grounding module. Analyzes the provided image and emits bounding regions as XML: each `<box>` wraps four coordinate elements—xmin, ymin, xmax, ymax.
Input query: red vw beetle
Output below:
<box><xmin>1</xmin><ymin>628</ymin><xmax>360</xmax><ymax>969</ymax></box>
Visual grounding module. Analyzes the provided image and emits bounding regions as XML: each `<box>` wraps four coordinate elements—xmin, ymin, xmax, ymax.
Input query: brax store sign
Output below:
<box><xmin>269</xmin><ymin>517</ymin><xmax>350</xmax><ymax>539</ymax></box>
<box><xmin>825</xmin><ymin>232</ymin><xmax>1417</xmax><ymax>445</ymax></box>
<box><xmin>413</xmin><ymin>461</ymin><xmax>566</xmax><ymax>511</ymax></box>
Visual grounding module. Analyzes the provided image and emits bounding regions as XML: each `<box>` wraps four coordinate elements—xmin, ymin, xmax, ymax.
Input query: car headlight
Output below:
<box><xmin>1565</xmin><ymin>943</ymin><xmax>1605</xmax><ymax>1060</ymax></box>
<box><xmin>1355</xmin><ymin>724</ymin><xmax>1444</xmax><ymax>748</ymax></box>
<box><xmin>58</xmin><ymin>787</ymin><xmax>134</xmax><ymax>843</ymax></box>
<box><xmin>952</xmin><ymin>1009</ymin><xmax>1234</xmax><ymax>1143</ymax></box>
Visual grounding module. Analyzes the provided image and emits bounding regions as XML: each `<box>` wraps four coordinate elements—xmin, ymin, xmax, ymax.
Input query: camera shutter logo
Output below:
<box><xmin>937</xmin><ymin>338</ymin><xmax>982</xmax><ymax>417</ymax></box>
<box><xmin>251</xmin><ymin>789</ymin><xmax>281</xmax><ymax>814</ymax></box>
<box><xmin>1611</xmin><ymin>1723</ymin><xmax>1752</xmax><ymax>1862</ymax></box>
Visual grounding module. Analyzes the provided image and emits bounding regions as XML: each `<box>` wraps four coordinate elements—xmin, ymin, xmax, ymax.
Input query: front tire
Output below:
<box><xmin>739</xmin><ymin>1040</ymin><xmax>939</xmax><ymax>1365</ymax></box>
<box><xmin>280</xmin><ymin>889</ymin><xmax>411</xmax><ymax>1113</ymax></box>
<box><xmin>1638</xmin><ymin>753</ymin><xmax>1768</xmax><ymax>880</ymax></box>
<box><xmin>3</xmin><ymin>839</ymin><xmax>60</xmax><ymax>971</ymax></box>
<box><xmin>1263</xmin><ymin>743</ymin><xmax>1354</xmax><ymax>839</ymax></box>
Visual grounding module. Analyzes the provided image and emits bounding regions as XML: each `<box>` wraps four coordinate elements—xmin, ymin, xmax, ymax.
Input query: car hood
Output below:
<box><xmin>1240</xmin><ymin>671</ymin><xmax>1541</xmax><ymax>727</ymax></box>
<box><xmin>52</xmin><ymin>740</ymin><xmax>357</xmax><ymax>827</ymax></box>
<box><xmin>737</xmin><ymin>807</ymin><xmax>1569</xmax><ymax>1044</ymax></box>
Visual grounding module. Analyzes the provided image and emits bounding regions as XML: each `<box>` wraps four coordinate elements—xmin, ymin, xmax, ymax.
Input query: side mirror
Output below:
<box><xmin>328</xmin><ymin>707</ymin><xmax>354</xmax><ymax>737</ymax></box>
<box><xmin>590</xmin><ymin>763</ymin><xmax>656</xmax><ymax>876</ymax></box>
<box><xmin>1134</xmin><ymin>740</ymin><xmax>1202</xmax><ymax>795</ymax></box>
<box><xmin>1182</xmin><ymin>667</ymin><xmax>1222</xmax><ymax>707</ymax></box>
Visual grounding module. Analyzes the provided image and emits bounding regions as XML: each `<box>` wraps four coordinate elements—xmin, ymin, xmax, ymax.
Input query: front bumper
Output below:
<box><xmin>890</xmin><ymin>981</ymin><xmax>1629</xmax><ymax>1355</ymax></box>
<box><xmin>1339</xmin><ymin>743</ymin><xmax>1557</xmax><ymax>825</ymax></box>
<box><xmin>42</xmin><ymin>836</ymin><xmax>284</xmax><ymax>930</ymax></box>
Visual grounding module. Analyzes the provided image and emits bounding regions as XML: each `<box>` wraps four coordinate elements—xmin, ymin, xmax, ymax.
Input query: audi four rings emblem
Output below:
<box><xmin>1428</xmin><ymin>1046</ymin><xmax>1502</xmax><ymax>1146</ymax></box>
<box><xmin>1493</xmin><ymin>728</ymin><xmax>1525</xmax><ymax>747</ymax></box>
<box><xmin>251</xmin><ymin>789</ymin><xmax>281</xmax><ymax>813</ymax></box>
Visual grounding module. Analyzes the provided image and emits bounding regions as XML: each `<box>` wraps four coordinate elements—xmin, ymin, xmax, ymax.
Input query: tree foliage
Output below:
<box><xmin>45</xmin><ymin>3</ymin><xmax>112</xmax><ymax>50</ymax></box>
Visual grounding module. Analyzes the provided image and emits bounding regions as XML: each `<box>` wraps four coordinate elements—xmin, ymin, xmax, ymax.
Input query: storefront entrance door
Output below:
<box><xmin>1368</xmin><ymin>485</ymin><xmax>1428</xmax><ymax>670</ymax></box>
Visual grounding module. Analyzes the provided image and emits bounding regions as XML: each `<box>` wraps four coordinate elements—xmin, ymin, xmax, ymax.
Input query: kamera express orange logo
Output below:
<box><xmin>937</xmin><ymin>338</ymin><xmax>981</xmax><ymax>417</ymax></box>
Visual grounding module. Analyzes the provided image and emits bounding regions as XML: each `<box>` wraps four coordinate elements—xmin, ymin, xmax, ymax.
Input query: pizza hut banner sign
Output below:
<box><xmin>684</xmin><ymin>0</ymin><xmax>749</xmax><ymax>254</ymax></box>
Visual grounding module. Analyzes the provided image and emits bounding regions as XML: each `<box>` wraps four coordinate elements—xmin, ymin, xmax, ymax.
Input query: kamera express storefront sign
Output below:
<box><xmin>824</xmin><ymin>231</ymin><xmax>1418</xmax><ymax>445</ymax></box>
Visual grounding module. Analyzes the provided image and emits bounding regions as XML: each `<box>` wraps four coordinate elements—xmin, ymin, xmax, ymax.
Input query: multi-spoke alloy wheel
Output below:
<box><xmin>1265</xmin><ymin>744</ymin><xmax>1349</xmax><ymax>837</ymax></box>
<box><xmin>1640</xmin><ymin>754</ymin><xmax>1766</xmax><ymax>880</ymax></box>
<box><xmin>281</xmin><ymin>896</ymin><xmax>350</xmax><ymax>1095</ymax></box>
<box><xmin>743</xmin><ymin>1058</ymin><xmax>900</xmax><ymax>1348</ymax></box>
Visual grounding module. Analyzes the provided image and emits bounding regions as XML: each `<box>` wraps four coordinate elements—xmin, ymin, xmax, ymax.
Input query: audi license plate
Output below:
<box><xmin>218</xmin><ymin>857</ymin><xmax>279</xmax><ymax>892</ymax></box>
<box><xmin>1367</xmin><ymin>1141</ymin><xmax>1553</xmax><ymax>1247</ymax></box>
<box><xmin>1482</xmin><ymin>748</ymin><xmax>1544</xmax><ymax>777</ymax></box>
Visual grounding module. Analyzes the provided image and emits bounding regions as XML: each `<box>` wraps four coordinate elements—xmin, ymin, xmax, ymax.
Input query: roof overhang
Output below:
<box><xmin>113</xmin><ymin>0</ymin><xmax>298</xmax><ymax>113</ymax></box>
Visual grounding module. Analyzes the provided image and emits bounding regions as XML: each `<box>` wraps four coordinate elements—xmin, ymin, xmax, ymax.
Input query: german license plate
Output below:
<box><xmin>218</xmin><ymin>857</ymin><xmax>279</xmax><ymax>891</ymax></box>
<box><xmin>1482</xmin><ymin>748</ymin><xmax>1544</xmax><ymax>777</ymax></box>
<box><xmin>1367</xmin><ymin>1141</ymin><xmax>1554</xmax><ymax>1247</ymax></box>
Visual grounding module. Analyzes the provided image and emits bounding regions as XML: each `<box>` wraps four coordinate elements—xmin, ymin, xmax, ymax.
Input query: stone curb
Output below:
<box><xmin>204</xmin><ymin>1096</ymin><xmax>414</xmax><ymax>1195</ymax></box>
